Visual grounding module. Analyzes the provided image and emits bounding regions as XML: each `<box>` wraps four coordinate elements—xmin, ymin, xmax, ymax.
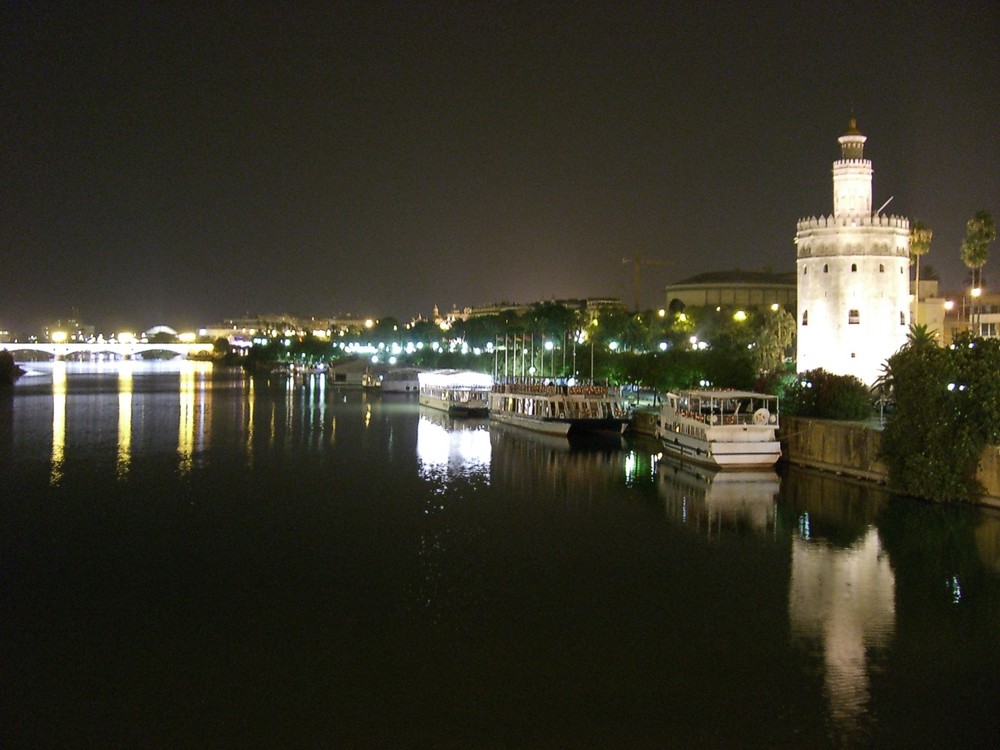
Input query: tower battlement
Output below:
<box><xmin>797</xmin><ymin>214</ymin><xmax>909</xmax><ymax>231</ymax></box>
<box><xmin>832</xmin><ymin>158</ymin><xmax>871</xmax><ymax>168</ymax></box>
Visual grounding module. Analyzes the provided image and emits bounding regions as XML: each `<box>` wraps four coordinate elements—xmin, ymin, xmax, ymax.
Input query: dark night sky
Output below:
<box><xmin>2</xmin><ymin>1</ymin><xmax>998</xmax><ymax>333</ymax></box>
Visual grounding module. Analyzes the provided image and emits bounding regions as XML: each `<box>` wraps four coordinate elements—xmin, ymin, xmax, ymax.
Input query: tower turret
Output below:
<box><xmin>832</xmin><ymin>118</ymin><xmax>872</xmax><ymax>216</ymax></box>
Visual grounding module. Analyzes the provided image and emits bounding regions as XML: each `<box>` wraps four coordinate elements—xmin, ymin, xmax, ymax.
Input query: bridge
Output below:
<box><xmin>2</xmin><ymin>342</ymin><xmax>215</xmax><ymax>360</ymax></box>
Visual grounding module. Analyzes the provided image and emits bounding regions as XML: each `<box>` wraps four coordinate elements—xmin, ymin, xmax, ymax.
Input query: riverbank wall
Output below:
<box><xmin>779</xmin><ymin>416</ymin><xmax>1000</xmax><ymax>509</ymax></box>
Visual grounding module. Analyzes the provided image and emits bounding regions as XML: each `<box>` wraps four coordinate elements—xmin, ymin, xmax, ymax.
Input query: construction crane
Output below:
<box><xmin>622</xmin><ymin>254</ymin><xmax>669</xmax><ymax>311</ymax></box>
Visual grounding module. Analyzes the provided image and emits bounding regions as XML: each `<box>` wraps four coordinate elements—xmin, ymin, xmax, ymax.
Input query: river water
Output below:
<box><xmin>2</xmin><ymin>361</ymin><xmax>998</xmax><ymax>748</ymax></box>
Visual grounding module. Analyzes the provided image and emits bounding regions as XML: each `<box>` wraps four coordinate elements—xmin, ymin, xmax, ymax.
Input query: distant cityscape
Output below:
<box><xmin>2</xmin><ymin>273</ymin><xmax>997</xmax><ymax>351</ymax></box>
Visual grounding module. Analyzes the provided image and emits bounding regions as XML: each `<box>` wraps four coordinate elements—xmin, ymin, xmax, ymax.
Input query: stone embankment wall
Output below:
<box><xmin>779</xmin><ymin>416</ymin><xmax>1000</xmax><ymax>509</ymax></box>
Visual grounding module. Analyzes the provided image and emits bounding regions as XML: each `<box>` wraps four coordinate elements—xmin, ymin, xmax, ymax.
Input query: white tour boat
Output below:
<box><xmin>418</xmin><ymin>369</ymin><xmax>492</xmax><ymax>416</ymax></box>
<box><xmin>379</xmin><ymin>367</ymin><xmax>423</xmax><ymax>393</ymax></box>
<box><xmin>488</xmin><ymin>378</ymin><xmax>630</xmax><ymax>437</ymax></box>
<box><xmin>654</xmin><ymin>389</ymin><xmax>780</xmax><ymax>469</ymax></box>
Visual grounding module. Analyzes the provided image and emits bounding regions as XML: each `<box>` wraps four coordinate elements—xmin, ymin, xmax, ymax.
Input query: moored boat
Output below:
<box><xmin>379</xmin><ymin>367</ymin><xmax>424</xmax><ymax>393</ymax></box>
<box><xmin>488</xmin><ymin>378</ymin><xmax>630</xmax><ymax>437</ymax></box>
<box><xmin>654</xmin><ymin>389</ymin><xmax>780</xmax><ymax>469</ymax></box>
<box><xmin>418</xmin><ymin>369</ymin><xmax>492</xmax><ymax>416</ymax></box>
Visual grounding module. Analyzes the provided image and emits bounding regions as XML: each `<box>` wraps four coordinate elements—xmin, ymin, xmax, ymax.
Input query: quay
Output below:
<box><xmin>779</xmin><ymin>416</ymin><xmax>1000</xmax><ymax>509</ymax></box>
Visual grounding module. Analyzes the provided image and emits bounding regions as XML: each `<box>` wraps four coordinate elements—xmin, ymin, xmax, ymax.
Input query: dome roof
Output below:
<box><xmin>842</xmin><ymin>117</ymin><xmax>863</xmax><ymax>137</ymax></box>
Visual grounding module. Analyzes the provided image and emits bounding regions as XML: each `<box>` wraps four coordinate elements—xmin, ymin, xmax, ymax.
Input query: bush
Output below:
<box><xmin>782</xmin><ymin>368</ymin><xmax>873</xmax><ymax>420</ymax></box>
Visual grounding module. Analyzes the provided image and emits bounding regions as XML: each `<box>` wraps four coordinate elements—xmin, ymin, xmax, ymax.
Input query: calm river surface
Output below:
<box><xmin>2</xmin><ymin>361</ymin><xmax>999</xmax><ymax>748</ymax></box>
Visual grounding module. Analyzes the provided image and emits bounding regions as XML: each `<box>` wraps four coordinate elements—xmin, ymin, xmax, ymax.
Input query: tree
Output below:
<box><xmin>752</xmin><ymin>305</ymin><xmax>796</xmax><ymax>374</ymax></box>
<box><xmin>909</xmin><ymin>220</ymin><xmax>932</xmax><ymax>325</ymax></box>
<box><xmin>879</xmin><ymin>331</ymin><xmax>1000</xmax><ymax>502</ymax></box>
<box><xmin>961</xmin><ymin>210</ymin><xmax>996</xmax><ymax>331</ymax></box>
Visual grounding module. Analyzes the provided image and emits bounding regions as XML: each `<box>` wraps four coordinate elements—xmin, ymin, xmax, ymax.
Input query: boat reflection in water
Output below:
<box><xmin>416</xmin><ymin>406</ymin><xmax>491</xmax><ymax>484</ymax></box>
<box><xmin>489</xmin><ymin>421</ymin><xmax>625</xmax><ymax>503</ymax></box>
<box><xmin>655</xmin><ymin>453</ymin><xmax>780</xmax><ymax>537</ymax></box>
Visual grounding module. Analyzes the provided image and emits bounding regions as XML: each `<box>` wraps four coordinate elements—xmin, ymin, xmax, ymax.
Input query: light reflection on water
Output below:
<box><xmin>3</xmin><ymin>363</ymin><xmax>1000</xmax><ymax>747</ymax></box>
<box><xmin>790</xmin><ymin>528</ymin><xmax>896</xmax><ymax>736</ymax></box>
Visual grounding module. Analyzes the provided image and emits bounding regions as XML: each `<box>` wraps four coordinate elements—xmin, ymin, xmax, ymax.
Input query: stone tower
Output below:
<box><xmin>795</xmin><ymin>119</ymin><xmax>910</xmax><ymax>385</ymax></box>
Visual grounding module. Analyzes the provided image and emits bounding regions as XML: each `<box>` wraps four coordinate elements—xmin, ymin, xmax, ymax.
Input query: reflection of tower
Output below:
<box><xmin>789</xmin><ymin>529</ymin><xmax>895</xmax><ymax>733</ymax></box>
<box><xmin>796</xmin><ymin>120</ymin><xmax>910</xmax><ymax>385</ymax></box>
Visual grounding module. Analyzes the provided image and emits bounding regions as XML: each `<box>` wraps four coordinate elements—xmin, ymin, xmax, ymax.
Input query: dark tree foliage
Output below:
<box><xmin>1</xmin><ymin>349</ymin><xmax>25</xmax><ymax>386</ymax></box>
<box><xmin>879</xmin><ymin>332</ymin><xmax>1000</xmax><ymax>503</ymax></box>
<box><xmin>782</xmin><ymin>368</ymin><xmax>872</xmax><ymax>420</ymax></box>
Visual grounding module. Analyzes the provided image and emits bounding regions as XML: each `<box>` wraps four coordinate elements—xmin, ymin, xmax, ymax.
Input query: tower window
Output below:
<box><xmin>851</xmin><ymin>263</ymin><xmax>857</xmax><ymax>272</ymax></box>
<box><xmin>848</xmin><ymin>309</ymin><xmax>860</xmax><ymax>325</ymax></box>
<box><xmin>879</xmin><ymin>264</ymin><xmax>885</xmax><ymax>272</ymax></box>
<box><xmin>900</xmin><ymin>267</ymin><xmax>904</xmax><ymax>274</ymax></box>
<box><xmin>900</xmin><ymin>312</ymin><xmax>906</xmax><ymax>325</ymax></box>
<box><xmin>803</xmin><ymin>266</ymin><xmax>808</xmax><ymax>275</ymax></box>
<box><xmin>823</xmin><ymin>264</ymin><xmax>829</xmax><ymax>273</ymax></box>
<box><xmin>802</xmin><ymin>310</ymin><xmax>808</xmax><ymax>326</ymax></box>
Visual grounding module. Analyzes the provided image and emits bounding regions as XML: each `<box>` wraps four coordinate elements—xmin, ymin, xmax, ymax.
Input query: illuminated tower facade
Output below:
<box><xmin>795</xmin><ymin>119</ymin><xmax>910</xmax><ymax>385</ymax></box>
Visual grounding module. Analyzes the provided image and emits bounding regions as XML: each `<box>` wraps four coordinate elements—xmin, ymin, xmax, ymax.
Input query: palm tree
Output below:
<box><xmin>909</xmin><ymin>220</ymin><xmax>932</xmax><ymax>325</ymax></box>
<box><xmin>961</xmin><ymin>210</ymin><xmax>997</xmax><ymax>331</ymax></box>
<box><xmin>906</xmin><ymin>323</ymin><xmax>938</xmax><ymax>347</ymax></box>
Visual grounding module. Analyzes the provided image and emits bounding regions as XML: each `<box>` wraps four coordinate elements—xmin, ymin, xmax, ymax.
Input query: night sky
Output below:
<box><xmin>2</xmin><ymin>1</ymin><xmax>998</xmax><ymax>333</ymax></box>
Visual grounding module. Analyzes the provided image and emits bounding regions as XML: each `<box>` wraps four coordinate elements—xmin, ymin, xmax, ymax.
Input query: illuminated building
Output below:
<box><xmin>795</xmin><ymin>120</ymin><xmax>910</xmax><ymax>385</ymax></box>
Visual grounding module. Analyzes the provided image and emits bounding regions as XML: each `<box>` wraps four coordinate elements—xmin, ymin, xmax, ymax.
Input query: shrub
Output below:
<box><xmin>782</xmin><ymin>368</ymin><xmax>873</xmax><ymax>420</ymax></box>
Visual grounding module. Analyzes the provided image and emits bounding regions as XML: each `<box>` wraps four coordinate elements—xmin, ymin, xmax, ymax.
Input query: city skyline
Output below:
<box><xmin>3</xmin><ymin>2</ymin><xmax>998</xmax><ymax>332</ymax></box>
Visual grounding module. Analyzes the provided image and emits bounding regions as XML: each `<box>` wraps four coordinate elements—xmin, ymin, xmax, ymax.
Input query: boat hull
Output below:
<box><xmin>488</xmin><ymin>409</ymin><xmax>626</xmax><ymax>437</ymax></box>
<box><xmin>657</xmin><ymin>430</ymin><xmax>780</xmax><ymax>469</ymax></box>
<box><xmin>419</xmin><ymin>393</ymin><xmax>489</xmax><ymax>417</ymax></box>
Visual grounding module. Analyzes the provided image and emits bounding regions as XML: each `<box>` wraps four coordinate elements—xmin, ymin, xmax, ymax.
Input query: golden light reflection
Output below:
<box><xmin>117</xmin><ymin>361</ymin><xmax>133</xmax><ymax>479</ymax></box>
<box><xmin>50</xmin><ymin>361</ymin><xmax>67</xmax><ymax>485</ymax></box>
<box><xmin>178</xmin><ymin>362</ymin><xmax>195</xmax><ymax>475</ymax></box>
<box><xmin>245</xmin><ymin>376</ymin><xmax>254</xmax><ymax>468</ymax></box>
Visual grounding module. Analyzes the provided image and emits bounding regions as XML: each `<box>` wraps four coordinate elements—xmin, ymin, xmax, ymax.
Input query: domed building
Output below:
<box><xmin>795</xmin><ymin>119</ymin><xmax>910</xmax><ymax>386</ymax></box>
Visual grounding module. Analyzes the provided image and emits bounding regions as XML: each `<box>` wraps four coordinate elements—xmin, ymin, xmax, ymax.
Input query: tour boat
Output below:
<box><xmin>379</xmin><ymin>367</ymin><xmax>423</xmax><ymax>393</ymax></box>
<box><xmin>487</xmin><ymin>378</ymin><xmax>630</xmax><ymax>437</ymax></box>
<box><xmin>654</xmin><ymin>388</ymin><xmax>780</xmax><ymax>469</ymax></box>
<box><xmin>417</xmin><ymin>369</ymin><xmax>492</xmax><ymax>416</ymax></box>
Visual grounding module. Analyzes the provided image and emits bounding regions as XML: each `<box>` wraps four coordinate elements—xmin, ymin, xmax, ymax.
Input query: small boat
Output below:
<box><xmin>417</xmin><ymin>369</ymin><xmax>492</xmax><ymax>416</ymax></box>
<box><xmin>654</xmin><ymin>388</ymin><xmax>780</xmax><ymax>469</ymax></box>
<box><xmin>487</xmin><ymin>378</ymin><xmax>630</xmax><ymax>437</ymax></box>
<box><xmin>379</xmin><ymin>367</ymin><xmax>424</xmax><ymax>393</ymax></box>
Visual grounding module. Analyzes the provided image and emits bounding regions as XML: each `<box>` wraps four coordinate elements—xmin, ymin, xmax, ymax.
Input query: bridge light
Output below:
<box><xmin>51</xmin><ymin>331</ymin><xmax>68</xmax><ymax>343</ymax></box>
<box><xmin>178</xmin><ymin>332</ymin><xmax>196</xmax><ymax>343</ymax></box>
<box><xmin>118</xmin><ymin>332</ymin><xmax>136</xmax><ymax>344</ymax></box>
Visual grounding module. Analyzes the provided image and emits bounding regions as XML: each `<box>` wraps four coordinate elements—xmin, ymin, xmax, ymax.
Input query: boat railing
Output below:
<box><xmin>676</xmin><ymin>408</ymin><xmax>778</xmax><ymax>426</ymax></box>
<box><xmin>491</xmin><ymin>378</ymin><xmax>621</xmax><ymax>398</ymax></box>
